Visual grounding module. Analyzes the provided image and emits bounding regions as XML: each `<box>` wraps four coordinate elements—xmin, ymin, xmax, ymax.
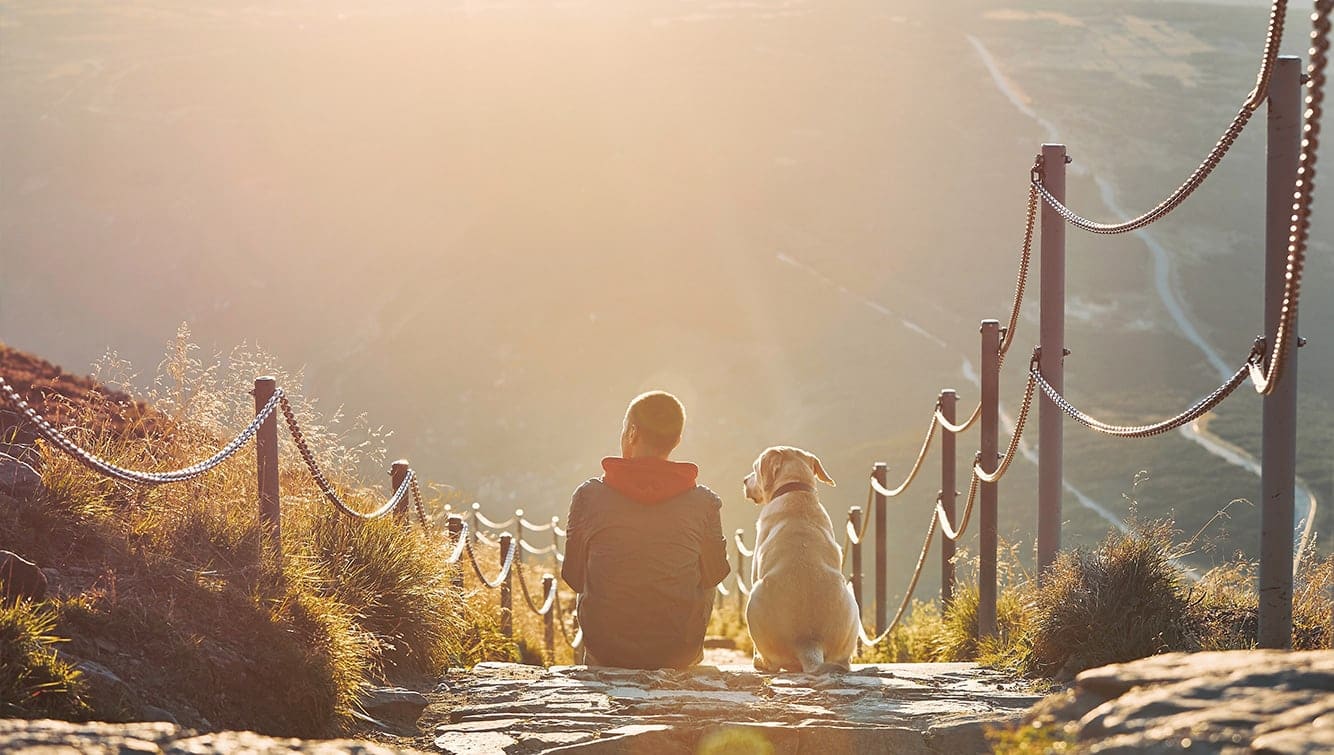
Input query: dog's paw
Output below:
<box><xmin>752</xmin><ymin>654</ymin><xmax>779</xmax><ymax>673</ymax></box>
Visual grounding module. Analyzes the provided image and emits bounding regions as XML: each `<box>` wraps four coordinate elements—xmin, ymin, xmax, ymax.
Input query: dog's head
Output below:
<box><xmin>743</xmin><ymin>446</ymin><xmax>835</xmax><ymax>505</ymax></box>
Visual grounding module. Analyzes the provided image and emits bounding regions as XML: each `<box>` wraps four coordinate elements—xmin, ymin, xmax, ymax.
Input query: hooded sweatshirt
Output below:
<box><xmin>560</xmin><ymin>457</ymin><xmax>730</xmax><ymax>669</ymax></box>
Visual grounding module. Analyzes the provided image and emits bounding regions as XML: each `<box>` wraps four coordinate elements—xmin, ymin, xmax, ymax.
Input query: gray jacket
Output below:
<box><xmin>560</xmin><ymin>479</ymin><xmax>729</xmax><ymax>668</ymax></box>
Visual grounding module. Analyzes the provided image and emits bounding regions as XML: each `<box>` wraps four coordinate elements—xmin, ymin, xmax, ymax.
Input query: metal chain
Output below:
<box><xmin>998</xmin><ymin>180</ymin><xmax>1039</xmax><ymax>365</ymax></box>
<box><xmin>937</xmin><ymin>471</ymin><xmax>982</xmax><ymax>543</ymax></box>
<box><xmin>519</xmin><ymin>517</ymin><xmax>555</xmax><ymax>533</ymax></box>
<box><xmin>411</xmin><ymin>476</ymin><xmax>429</xmax><ymax>530</ymax></box>
<box><xmin>443</xmin><ymin>520</ymin><xmax>470</xmax><ymax>564</ymax></box>
<box><xmin>278</xmin><ymin>395</ymin><xmax>410</xmax><ymax>520</ymax></box>
<box><xmin>1251</xmin><ymin>0</ymin><xmax>1330</xmax><ymax>394</ymax></box>
<box><xmin>552</xmin><ymin>590</ymin><xmax>583</xmax><ymax>648</ymax></box>
<box><xmin>734</xmin><ymin>531</ymin><xmax>754</xmax><ymax>558</ymax></box>
<box><xmin>859</xmin><ymin>507</ymin><xmax>938</xmax><ymax>647</ymax></box>
<box><xmin>869</xmin><ymin>411</ymin><xmax>940</xmax><ymax>498</ymax></box>
<box><xmin>973</xmin><ymin>368</ymin><xmax>1038</xmax><ymax>484</ymax></box>
<box><xmin>1033</xmin><ymin>0</ymin><xmax>1289</xmax><ymax>234</ymax></box>
<box><xmin>1033</xmin><ymin>348</ymin><xmax>1258</xmax><ymax>438</ymax></box>
<box><xmin>515</xmin><ymin>564</ymin><xmax>557</xmax><ymax>615</ymax></box>
<box><xmin>0</xmin><ymin>374</ymin><xmax>279</xmax><ymax>485</ymax></box>
<box><xmin>474</xmin><ymin>510</ymin><xmax>517</xmax><ymax>530</ymax></box>
<box><xmin>463</xmin><ymin>536</ymin><xmax>515</xmax><ymax>589</ymax></box>
<box><xmin>520</xmin><ymin>540</ymin><xmax>558</xmax><ymax>556</ymax></box>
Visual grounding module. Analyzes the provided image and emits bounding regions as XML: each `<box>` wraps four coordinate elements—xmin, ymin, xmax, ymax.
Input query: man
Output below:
<box><xmin>561</xmin><ymin>391</ymin><xmax>729</xmax><ymax>669</ymax></box>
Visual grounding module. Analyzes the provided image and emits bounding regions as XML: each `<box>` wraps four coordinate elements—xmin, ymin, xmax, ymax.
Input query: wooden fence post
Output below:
<box><xmin>499</xmin><ymin>533</ymin><xmax>514</xmax><ymax>639</ymax></box>
<box><xmin>448</xmin><ymin>515</ymin><xmax>465</xmax><ymax>590</ymax></box>
<box><xmin>979</xmin><ymin>320</ymin><xmax>1001</xmax><ymax>639</ymax></box>
<box><xmin>873</xmin><ymin>462</ymin><xmax>888</xmax><ymax>636</ymax></box>
<box><xmin>390</xmin><ymin>460</ymin><xmax>410</xmax><ymax>525</ymax></box>
<box><xmin>939</xmin><ymin>388</ymin><xmax>957</xmax><ymax>609</ymax></box>
<box><xmin>543</xmin><ymin>574</ymin><xmax>556</xmax><ymax>664</ymax></box>
<box><xmin>253</xmin><ymin>377</ymin><xmax>281</xmax><ymax>559</ymax></box>
<box><xmin>1259</xmin><ymin>55</ymin><xmax>1303</xmax><ymax>649</ymax></box>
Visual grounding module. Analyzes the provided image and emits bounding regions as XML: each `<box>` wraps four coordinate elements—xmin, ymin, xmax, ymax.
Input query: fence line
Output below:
<box><xmin>0</xmin><ymin>0</ymin><xmax>1325</xmax><ymax>663</ymax></box>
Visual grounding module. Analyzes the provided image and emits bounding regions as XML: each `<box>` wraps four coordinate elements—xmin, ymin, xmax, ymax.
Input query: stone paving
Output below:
<box><xmin>420</xmin><ymin>662</ymin><xmax>1046</xmax><ymax>754</ymax></box>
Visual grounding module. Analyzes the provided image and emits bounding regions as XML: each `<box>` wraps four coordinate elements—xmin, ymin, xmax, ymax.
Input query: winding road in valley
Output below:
<box><xmin>967</xmin><ymin>32</ymin><xmax>1317</xmax><ymax>560</ymax></box>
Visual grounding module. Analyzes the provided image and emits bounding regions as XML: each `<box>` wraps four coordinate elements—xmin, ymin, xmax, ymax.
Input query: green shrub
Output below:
<box><xmin>1021</xmin><ymin>519</ymin><xmax>1189</xmax><ymax>677</ymax></box>
<box><xmin>0</xmin><ymin>599</ymin><xmax>89</xmax><ymax>719</ymax></box>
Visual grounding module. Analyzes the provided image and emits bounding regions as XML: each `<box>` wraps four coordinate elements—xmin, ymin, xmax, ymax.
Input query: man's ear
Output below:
<box><xmin>802</xmin><ymin>450</ymin><xmax>835</xmax><ymax>486</ymax></box>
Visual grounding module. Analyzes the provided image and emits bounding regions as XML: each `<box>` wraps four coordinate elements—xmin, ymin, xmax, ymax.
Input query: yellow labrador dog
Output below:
<box><xmin>742</xmin><ymin>446</ymin><xmax>858</xmax><ymax>674</ymax></box>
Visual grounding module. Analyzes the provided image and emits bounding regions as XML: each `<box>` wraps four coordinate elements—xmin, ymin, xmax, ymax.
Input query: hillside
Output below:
<box><xmin>0</xmin><ymin>343</ymin><xmax>527</xmax><ymax>736</ymax></box>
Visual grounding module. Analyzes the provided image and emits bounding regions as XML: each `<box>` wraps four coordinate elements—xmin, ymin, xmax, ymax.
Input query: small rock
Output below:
<box><xmin>0</xmin><ymin>452</ymin><xmax>43</xmax><ymax>500</ymax></box>
<box><xmin>703</xmin><ymin>636</ymin><xmax>737</xmax><ymax>649</ymax></box>
<box><xmin>71</xmin><ymin>657</ymin><xmax>142</xmax><ymax>719</ymax></box>
<box><xmin>358</xmin><ymin>687</ymin><xmax>428</xmax><ymax>721</ymax></box>
<box><xmin>141</xmin><ymin>706</ymin><xmax>180</xmax><ymax>725</ymax></box>
<box><xmin>0</xmin><ymin>550</ymin><xmax>47</xmax><ymax>603</ymax></box>
<box><xmin>433</xmin><ymin>730</ymin><xmax>518</xmax><ymax>754</ymax></box>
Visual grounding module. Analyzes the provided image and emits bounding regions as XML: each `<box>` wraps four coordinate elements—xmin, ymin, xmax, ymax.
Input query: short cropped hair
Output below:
<box><xmin>625</xmin><ymin>391</ymin><xmax>686</xmax><ymax>454</ymax></box>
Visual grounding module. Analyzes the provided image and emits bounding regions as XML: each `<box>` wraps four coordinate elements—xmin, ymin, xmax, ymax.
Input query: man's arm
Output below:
<box><xmin>699</xmin><ymin>496</ymin><xmax>730</xmax><ymax>588</ymax></box>
<box><xmin>560</xmin><ymin>485</ymin><xmax>590</xmax><ymax>593</ymax></box>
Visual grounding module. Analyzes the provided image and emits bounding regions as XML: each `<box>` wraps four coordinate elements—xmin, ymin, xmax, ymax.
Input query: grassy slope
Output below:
<box><xmin>0</xmin><ymin>335</ymin><xmax>560</xmax><ymax>735</ymax></box>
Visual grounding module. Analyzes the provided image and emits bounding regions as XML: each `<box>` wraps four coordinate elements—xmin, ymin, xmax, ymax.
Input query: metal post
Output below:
<box><xmin>1259</xmin><ymin>56</ymin><xmax>1303</xmax><ymax>650</ymax></box>
<box><xmin>1038</xmin><ymin>143</ymin><xmax>1067</xmax><ymax>580</ymax></box>
<box><xmin>979</xmin><ymin>320</ymin><xmax>1001</xmax><ymax>638</ymax></box>
<box><xmin>733</xmin><ymin>529</ymin><xmax>746</xmax><ymax>617</ymax></box>
<box><xmin>253</xmin><ymin>377</ymin><xmax>281</xmax><ymax>558</ymax></box>
<box><xmin>849</xmin><ymin>507</ymin><xmax>864</xmax><ymax>616</ymax></box>
<box><xmin>499</xmin><ymin>533</ymin><xmax>514</xmax><ymax>639</ymax></box>
<box><xmin>390</xmin><ymin>460</ymin><xmax>410</xmax><ymax>525</ymax></box>
<box><xmin>939</xmin><ymin>389</ymin><xmax>958</xmax><ymax>608</ymax></box>
<box><xmin>447</xmin><ymin>515</ymin><xmax>465</xmax><ymax>590</ymax></box>
<box><xmin>542</xmin><ymin>574</ymin><xmax>556</xmax><ymax>664</ymax></box>
<box><xmin>872</xmin><ymin>462</ymin><xmax>889</xmax><ymax>635</ymax></box>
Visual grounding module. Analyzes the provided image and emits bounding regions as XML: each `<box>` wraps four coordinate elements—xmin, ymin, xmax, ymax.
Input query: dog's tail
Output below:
<box><xmin>795</xmin><ymin>643</ymin><xmax>829</xmax><ymax>674</ymax></box>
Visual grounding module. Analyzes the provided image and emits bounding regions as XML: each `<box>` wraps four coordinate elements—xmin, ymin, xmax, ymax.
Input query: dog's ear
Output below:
<box><xmin>800</xmin><ymin>449</ymin><xmax>836</xmax><ymax>487</ymax></box>
<box><xmin>760</xmin><ymin>448</ymin><xmax>785</xmax><ymax>493</ymax></box>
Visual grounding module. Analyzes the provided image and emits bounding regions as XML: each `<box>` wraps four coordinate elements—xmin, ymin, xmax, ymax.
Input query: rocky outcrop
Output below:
<box><xmin>1024</xmin><ymin>650</ymin><xmax>1334</xmax><ymax>753</ymax></box>
<box><xmin>0</xmin><ymin>549</ymin><xmax>47</xmax><ymax>603</ymax></box>
<box><xmin>0</xmin><ymin>453</ymin><xmax>43</xmax><ymax>500</ymax></box>
<box><xmin>0</xmin><ymin>719</ymin><xmax>431</xmax><ymax>754</ymax></box>
<box><xmin>421</xmin><ymin>661</ymin><xmax>1043</xmax><ymax>754</ymax></box>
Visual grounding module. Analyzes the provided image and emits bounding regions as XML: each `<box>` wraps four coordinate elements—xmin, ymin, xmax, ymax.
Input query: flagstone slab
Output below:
<box><xmin>417</xmin><ymin>662</ymin><xmax>1042</xmax><ymax>753</ymax></box>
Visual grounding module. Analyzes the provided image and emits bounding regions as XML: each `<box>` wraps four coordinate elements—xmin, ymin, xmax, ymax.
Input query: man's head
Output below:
<box><xmin>620</xmin><ymin>391</ymin><xmax>686</xmax><ymax>459</ymax></box>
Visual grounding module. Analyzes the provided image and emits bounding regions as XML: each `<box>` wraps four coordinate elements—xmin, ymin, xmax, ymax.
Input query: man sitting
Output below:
<box><xmin>560</xmin><ymin>391</ymin><xmax>729</xmax><ymax>669</ymax></box>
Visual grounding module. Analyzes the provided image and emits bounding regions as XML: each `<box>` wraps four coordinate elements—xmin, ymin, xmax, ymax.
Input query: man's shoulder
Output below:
<box><xmin>687</xmin><ymin>484</ymin><xmax>723</xmax><ymax>509</ymax></box>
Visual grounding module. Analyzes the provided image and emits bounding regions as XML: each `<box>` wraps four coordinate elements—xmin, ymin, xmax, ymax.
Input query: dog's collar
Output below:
<box><xmin>770</xmin><ymin>481</ymin><xmax>816</xmax><ymax>500</ymax></box>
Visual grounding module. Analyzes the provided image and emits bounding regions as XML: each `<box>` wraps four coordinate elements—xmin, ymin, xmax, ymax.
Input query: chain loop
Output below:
<box><xmin>463</xmin><ymin>536</ymin><xmax>515</xmax><ymax>588</ymax></box>
<box><xmin>0</xmin><ymin>375</ymin><xmax>279</xmax><ymax>485</ymax></box>
<box><xmin>278</xmin><ymin>395</ymin><xmax>411</xmax><ymax>520</ymax></box>
<box><xmin>1033</xmin><ymin>0</ymin><xmax>1290</xmax><ymax>234</ymax></box>
<box><xmin>1033</xmin><ymin>350</ymin><xmax>1257</xmax><ymax>438</ymax></box>
<box><xmin>1251</xmin><ymin>0</ymin><xmax>1329</xmax><ymax>394</ymax></box>
<box><xmin>870</xmin><ymin>411</ymin><xmax>940</xmax><ymax>498</ymax></box>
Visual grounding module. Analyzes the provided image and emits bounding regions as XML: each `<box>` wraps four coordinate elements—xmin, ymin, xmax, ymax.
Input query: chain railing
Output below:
<box><xmin>0</xmin><ymin>375</ymin><xmax>280</xmax><ymax>485</ymax></box>
<box><xmin>1</xmin><ymin>0</ymin><xmax>1323</xmax><ymax>666</ymax></box>
<box><xmin>1033</xmin><ymin>0</ymin><xmax>1290</xmax><ymax>235</ymax></box>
